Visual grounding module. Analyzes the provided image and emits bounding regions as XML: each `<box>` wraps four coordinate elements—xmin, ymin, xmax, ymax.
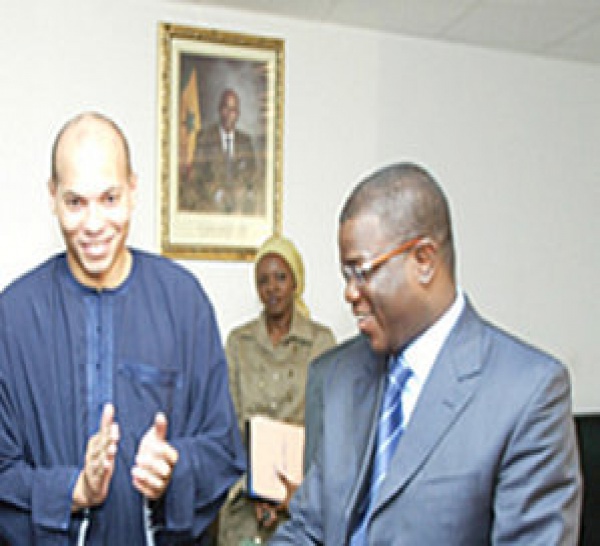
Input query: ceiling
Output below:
<box><xmin>185</xmin><ymin>0</ymin><xmax>600</xmax><ymax>65</ymax></box>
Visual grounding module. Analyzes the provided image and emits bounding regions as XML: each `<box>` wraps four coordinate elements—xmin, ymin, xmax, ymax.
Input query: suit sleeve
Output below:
<box><xmin>270</xmin><ymin>442</ymin><xmax>325</xmax><ymax>545</ymax></box>
<box><xmin>304</xmin><ymin>329</ymin><xmax>336</xmax><ymax>472</ymax></box>
<box><xmin>304</xmin><ymin>356</ymin><xmax>329</xmax><ymax>473</ymax></box>
<box><xmin>491</xmin><ymin>361</ymin><xmax>581</xmax><ymax>545</ymax></box>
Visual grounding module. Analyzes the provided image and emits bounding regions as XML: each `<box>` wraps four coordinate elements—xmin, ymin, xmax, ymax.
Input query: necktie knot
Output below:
<box><xmin>387</xmin><ymin>354</ymin><xmax>412</xmax><ymax>399</ymax></box>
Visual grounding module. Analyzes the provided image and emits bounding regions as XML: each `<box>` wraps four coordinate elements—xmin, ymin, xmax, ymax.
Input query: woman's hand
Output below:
<box><xmin>275</xmin><ymin>471</ymin><xmax>298</xmax><ymax>514</ymax></box>
<box><xmin>255</xmin><ymin>500</ymin><xmax>278</xmax><ymax>528</ymax></box>
<box><xmin>253</xmin><ymin>471</ymin><xmax>300</xmax><ymax>528</ymax></box>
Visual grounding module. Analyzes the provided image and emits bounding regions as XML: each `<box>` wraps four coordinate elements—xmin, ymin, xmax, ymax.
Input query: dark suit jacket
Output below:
<box><xmin>181</xmin><ymin>123</ymin><xmax>257</xmax><ymax>213</ymax></box>
<box><xmin>272</xmin><ymin>298</ymin><xmax>582</xmax><ymax>545</ymax></box>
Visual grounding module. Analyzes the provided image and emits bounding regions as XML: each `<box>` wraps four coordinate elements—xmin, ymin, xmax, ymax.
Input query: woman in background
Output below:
<box><xmin>218</xmin><ymin>235</ymin><xmax>336</xmax><ymax>545</ymax></box>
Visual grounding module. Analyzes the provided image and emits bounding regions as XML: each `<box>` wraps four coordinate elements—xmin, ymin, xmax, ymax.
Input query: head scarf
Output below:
<box><xmin>255</xmin><ymin>234</ymin><xmax>309</xmax><ymax>317</ymax></box>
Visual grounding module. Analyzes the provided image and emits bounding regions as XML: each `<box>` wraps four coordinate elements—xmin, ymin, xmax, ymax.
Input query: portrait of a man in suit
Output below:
<box><xmin>161</xmin><ymin>28</ymin><xmax>283</xmax><ymax>261</ymax></box>
<box><xmin>181</xmin><ymin>88</ymin><xmax>258</xmax><ymax>214</ymax></box>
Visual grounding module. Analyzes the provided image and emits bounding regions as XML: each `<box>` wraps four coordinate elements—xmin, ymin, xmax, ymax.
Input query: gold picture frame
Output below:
<box><xmin>157</xmin><ymin>23</ymin><xmax>284</xmax><ymax>261</ymax></box>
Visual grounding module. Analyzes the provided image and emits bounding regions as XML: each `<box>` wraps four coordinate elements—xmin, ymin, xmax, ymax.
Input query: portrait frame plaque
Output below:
<box><xmin>158</xmin><ymin>23</ymin><xmax>284</xmax><ymax>261</ymax></box>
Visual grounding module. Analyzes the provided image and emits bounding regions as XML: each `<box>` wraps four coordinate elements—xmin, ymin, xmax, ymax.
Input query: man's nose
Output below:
<box><xmin>83</xmin><ymin>202</ymin><xmax>104</xmax><ymax>232</ymax></box>
<box><xmin>344</xmin><ymin>277</ymin><xmax>361</xmax><ymax>304</ymax></box>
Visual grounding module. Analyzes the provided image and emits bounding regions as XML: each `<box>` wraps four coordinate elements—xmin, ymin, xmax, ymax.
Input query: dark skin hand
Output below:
<box><xmin>254</xmin><ymin>471</ymin><xmax>298</xmax><ymax>528</ymax></box>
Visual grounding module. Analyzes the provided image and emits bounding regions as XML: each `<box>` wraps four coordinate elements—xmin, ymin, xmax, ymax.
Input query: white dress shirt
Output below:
<box><xmin>399</xmin><ymin>289</ymin><xmax>465</xmax><ymax>428</ymax></box>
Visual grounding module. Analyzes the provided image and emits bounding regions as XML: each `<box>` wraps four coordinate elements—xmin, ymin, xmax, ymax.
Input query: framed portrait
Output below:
<box><xmin>157</xmin><ymin>23</ymin><xmax>284</xmax><ymax>261</ymax></box>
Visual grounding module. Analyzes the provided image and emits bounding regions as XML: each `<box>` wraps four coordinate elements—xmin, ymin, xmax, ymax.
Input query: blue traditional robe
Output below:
<box><xmin>0</xmin><ymin>250</ymin><xmax>245</xmax><ymax>545</ymax></box>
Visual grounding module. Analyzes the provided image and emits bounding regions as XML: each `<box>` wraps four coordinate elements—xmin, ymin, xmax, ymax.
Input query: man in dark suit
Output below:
<box><xmin>181</xmin><ymin>88</ymin><xmax>257</xmax><ymax>214</ymax></box>
<box><xmin>303</xmin><ymin>336</ymin><xmax>358</xmax><ymax>473</ymax></box>
<box><xmin>271</xmin><ymin>162</ymin><xmax>581</xmax><ymax>545</ymax></box>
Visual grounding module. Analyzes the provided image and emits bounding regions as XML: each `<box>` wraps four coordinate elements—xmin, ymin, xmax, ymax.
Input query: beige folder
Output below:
<box><xmin>246</xmin><ymin>414</ymin><xmax>305</xmax><ymax>503</ymax></box>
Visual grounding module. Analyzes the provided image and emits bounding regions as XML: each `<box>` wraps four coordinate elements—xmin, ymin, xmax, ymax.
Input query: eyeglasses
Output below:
<box><xmin>342</xmin><ymin>237</ymin><xmax>423</xmax><ymax>286</ymax></box>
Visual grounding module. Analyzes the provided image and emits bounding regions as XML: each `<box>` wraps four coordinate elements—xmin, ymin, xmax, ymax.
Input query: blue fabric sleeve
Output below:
<box><xmin>160</xmin><ymin>292</ymin><xmax>246</xmax><ymax>537</ymax></box>
<box><xmin>32</xmin><ymin>466</ymin><xmax>80</xmax><ymax>531</ymax></box>
<box><xmin>0</xmin><ymin>318</ymin><xmax>79</xmax><ymax>539</ymax></box>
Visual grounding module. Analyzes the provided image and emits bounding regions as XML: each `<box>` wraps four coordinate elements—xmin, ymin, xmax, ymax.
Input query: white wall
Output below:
<box><xmin>1</xmin><ymin>0</ymin><xmax>599</xmax><ymax>411</ymax></box>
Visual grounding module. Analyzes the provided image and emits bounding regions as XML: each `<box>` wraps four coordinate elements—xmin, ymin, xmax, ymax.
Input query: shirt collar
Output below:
<box><xmin>402</xmin><ymin>288</ymin><xmax>465</xmax><ymax>384</ymax></box>
<box><xmin>254</xmin><ymin>305</ymin><xmax>314</xmax><ymax>349</ymax></box>
<box><xmin>220</xmin><ymin>126</ymin><xmax>234</xmax><ymax>140</ymax></box>
<box><xmin>60</xmin><ymin>249</ymin><xmax>137</xmax><ymax>295</ymax></box>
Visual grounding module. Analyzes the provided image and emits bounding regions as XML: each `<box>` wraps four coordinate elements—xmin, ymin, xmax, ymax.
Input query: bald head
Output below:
<box><xmin>340</xmin><ymin>162</ymin><xmax>455</xmax><ymax>278</ymax></box>
<box><xmin>50</xmin><ymin>111</ymin><xmax>132</xmax><ymax>188</ymax></box>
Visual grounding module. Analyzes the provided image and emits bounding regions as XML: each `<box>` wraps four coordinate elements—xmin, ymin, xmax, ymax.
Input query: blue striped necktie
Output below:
<box><xmin>350</xmin><ymin>354</ymin><xmax>412</xmax><ymax>545</ymax></box>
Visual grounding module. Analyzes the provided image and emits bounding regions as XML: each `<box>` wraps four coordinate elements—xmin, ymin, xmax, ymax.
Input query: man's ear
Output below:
<box><xmin>414</xmin><ymin>238</ymin><xmax>437</xmax><ymax>285</ymax></box>
<box><xmin>129</xmin><ymin>173</ymin><xmax>139</xmax><ymax>208</ymax></box>
<box><xmin>48</xmin><ymin>178</ymin><xmax>58</xmax><ymax>214</ymax></box>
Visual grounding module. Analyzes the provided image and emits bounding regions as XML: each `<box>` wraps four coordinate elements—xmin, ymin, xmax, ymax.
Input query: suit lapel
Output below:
<box><xmin>329</xmin><ymin>338</ymin><xmax>385</xmax><ymax>542</ymax></box>
<box><xmin>373</xmin><ymin>302</ymin><xmax>486</xmax><ymax>513</ymax></box>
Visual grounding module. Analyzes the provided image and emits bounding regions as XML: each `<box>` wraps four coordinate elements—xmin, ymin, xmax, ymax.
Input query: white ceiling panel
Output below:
<box><xmin>444</xmin><ymin>4</ymin><xmax>595</xmax><ymax>52</ymax></box>
<box><xmin>326</xmin><ymin>0</ymin><xmax>477</xmax><ymax>37</ymax></box>
<box><xmin>180</xmin><ymin>0</ymin><xmax>600</xmax><ymax>64</ymax></box>
<box><xmin>547</xmin><ymin>17</ymin><xmax>600</xmax><ymax>64</ymax></box>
